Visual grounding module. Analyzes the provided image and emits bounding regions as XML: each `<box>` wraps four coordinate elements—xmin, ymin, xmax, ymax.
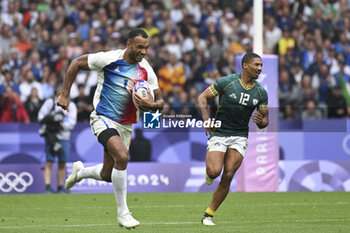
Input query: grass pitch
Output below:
<box><xmin>0</xmin><ymin>192</ymin><xmax>349</xmax><ymax>233</ymax></box>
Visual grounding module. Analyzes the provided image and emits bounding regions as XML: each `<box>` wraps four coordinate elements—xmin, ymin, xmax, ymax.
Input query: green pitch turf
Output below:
<box><xmin>0</xmin><ymin>192</ymin><xmax>349</xmax><ymax>233</ymax></box>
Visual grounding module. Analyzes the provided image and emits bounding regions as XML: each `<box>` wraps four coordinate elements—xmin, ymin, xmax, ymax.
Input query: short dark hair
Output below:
<box><xmin>127</xmin><ymin>28</ymin><xmax>149</xmax><ymax>41</ymax></box>
<box><xmin>241</xmin><ymin>52</ymin><xmax>261</xmax><ymax>67</ymax></box>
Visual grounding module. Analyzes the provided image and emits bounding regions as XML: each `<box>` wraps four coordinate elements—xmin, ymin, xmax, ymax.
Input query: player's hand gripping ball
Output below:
<box><xmin>132</xmin><ymin>80</ymin><xmax>154</xmax><ymax>110</ymax></box>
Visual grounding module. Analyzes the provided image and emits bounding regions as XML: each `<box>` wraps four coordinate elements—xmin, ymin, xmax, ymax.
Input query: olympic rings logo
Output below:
<box><xmin>0</xmin><ymin>172</ymin><xmax>34</xmax><ymax>193</ymax></box>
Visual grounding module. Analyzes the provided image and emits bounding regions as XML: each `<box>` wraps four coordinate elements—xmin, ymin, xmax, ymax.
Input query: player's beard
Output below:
<box><xmin>248</xmin><ymin>70</ymin><xmax>259</xmax><ymax>79</ymax></box>
<box><xmin>253</xmin><ymin>70</ymin><xmax>261</xmax><ymax>79</ymax></box>
<box><xmin>130</xmin><ymin>50</ymin><xmax>144</xmax><ymax>63</ymax></box>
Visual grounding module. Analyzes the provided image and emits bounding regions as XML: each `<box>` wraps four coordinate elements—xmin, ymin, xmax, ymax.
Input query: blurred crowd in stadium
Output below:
<box><xmin>0</xmin><ymin>0</ymin><xmax>349</xmax><ymax>123</ymax></box>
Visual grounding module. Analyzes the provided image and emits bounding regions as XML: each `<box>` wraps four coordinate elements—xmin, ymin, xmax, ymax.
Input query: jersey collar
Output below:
<box><xmin>239</xmin><ymin>74</ymin><xmax>255</xmax><ymax>90</ymax></box>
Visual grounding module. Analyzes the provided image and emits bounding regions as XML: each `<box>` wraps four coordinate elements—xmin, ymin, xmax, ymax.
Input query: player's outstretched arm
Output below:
<box><xmin>57</xmin><ymin>55</ymin><xmax>90</xmax><ymax>111</ymax></box>
<box><xmin>198</xmin><ymin>87</ymin><xmax>216</xmax><ymax>136</ymax></box>
<box><xmin>252</xmin><ymin>109</ymin><xmax>269</xmax><ymax>129</ymax></box>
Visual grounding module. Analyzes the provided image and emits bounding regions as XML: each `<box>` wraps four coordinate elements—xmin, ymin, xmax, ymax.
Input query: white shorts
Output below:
<box><xmin>207</xmin><ymin>136</ymin><xmax>248</xmax><ymax>157</ymax></box>
<box><xmin>90</xmin><ymin>111</ymin><xmax>132</xmax><ymax>149</ymax></box>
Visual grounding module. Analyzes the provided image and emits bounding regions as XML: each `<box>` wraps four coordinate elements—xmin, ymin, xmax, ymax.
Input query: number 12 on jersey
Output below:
<box><xmin>239</xmin><ymin>92</ymin><xmax>250</xmax><ymax>105</ymax></box>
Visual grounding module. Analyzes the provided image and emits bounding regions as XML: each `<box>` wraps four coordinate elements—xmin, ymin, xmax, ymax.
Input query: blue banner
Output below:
<box><xmin>1</xmin><ymin>161</ymin><xmax>350</xmax><ymax>194</ymax></box>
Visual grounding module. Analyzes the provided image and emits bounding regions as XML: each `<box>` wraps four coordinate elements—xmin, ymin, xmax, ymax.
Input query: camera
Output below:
<box><xmin>39</xmin><ymin>111</ymin><xmax>64</xmax><ymax>154</ymax></box>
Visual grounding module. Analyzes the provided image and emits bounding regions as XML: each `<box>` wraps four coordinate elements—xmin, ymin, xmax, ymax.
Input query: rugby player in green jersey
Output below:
<box><xmin>198</xmin><ymin>52</ymin><xmax>269</xmax><ymax>226</ymax></box>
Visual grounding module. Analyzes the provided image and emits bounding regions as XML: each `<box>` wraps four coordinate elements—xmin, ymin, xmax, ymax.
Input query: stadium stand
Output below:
<box><xmin>0</xmin><ymin>0</ymin><xmax>349</xmax><ymax>122</ymax></box>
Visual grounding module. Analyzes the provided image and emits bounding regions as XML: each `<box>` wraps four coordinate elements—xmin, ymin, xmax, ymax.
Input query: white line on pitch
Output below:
<box><xmin>1</xmin><ymin>201</ymin><xmax>350</xmax><ymax>211</ymax></box>
<box><xmin>1</xmin><ymin>218</ymin><xmax>350</xmax><ymax>229</ymax></box>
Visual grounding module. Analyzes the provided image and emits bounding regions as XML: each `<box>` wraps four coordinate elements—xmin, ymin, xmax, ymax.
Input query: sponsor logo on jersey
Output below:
<box><xmin>230</xmin><ymin>93</ymin><xmax>237</xmax><ymax>99</ymax></box>
<box><xmin>253</xmin><ymin>99</ymin><xmax>258</xmax><ymax>105</ymax></box>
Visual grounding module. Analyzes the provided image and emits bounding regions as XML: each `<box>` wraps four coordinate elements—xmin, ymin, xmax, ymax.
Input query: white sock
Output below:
<box><xmin>111</xmin><ymin>168</ymin><xmax>129</xmax><ymax>217</ymax></box>
<box><xmin>77</xmin><ymin>164</ymin><xmax>103</xmax><ymax>181</ymax></box>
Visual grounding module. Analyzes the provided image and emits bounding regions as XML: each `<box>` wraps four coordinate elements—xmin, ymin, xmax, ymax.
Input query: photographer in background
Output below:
<box><xmin>38</xmin><ymin>89</ymin><xmax>77</xmax><ymax>193</ymax></box>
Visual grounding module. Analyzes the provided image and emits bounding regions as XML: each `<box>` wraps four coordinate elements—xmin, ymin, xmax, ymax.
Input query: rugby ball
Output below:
<box><xmin>132</xmin><ymin>80</ymin><xmax>154</xmax><ymax>110</ymax></box>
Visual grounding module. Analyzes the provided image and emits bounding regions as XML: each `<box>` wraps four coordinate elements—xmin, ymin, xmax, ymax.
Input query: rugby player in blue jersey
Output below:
<box><xmin>57</xmin><ymin>28</ymin><xmax>164</xmax><ymax>229</ymax></box>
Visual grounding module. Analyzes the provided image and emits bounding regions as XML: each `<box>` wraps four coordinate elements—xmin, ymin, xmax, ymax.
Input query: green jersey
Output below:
<box><xmin>209</xmin><ymin>73</ymin><xmax>268</xmax><ymax>137</ymax></box>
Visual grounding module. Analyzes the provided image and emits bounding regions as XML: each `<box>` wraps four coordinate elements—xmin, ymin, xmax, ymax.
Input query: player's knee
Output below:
<box><xmin>114</xmin><ymin>152</ymin><xmax>128</xmax><ymax>170</ymax></box>
<box><xmin>207</xmin><ymin>167</ymin><xmax>221</xmax><ymax>179</ymax></box>
<box><xmin>120</xmin><ymin>152</ymin><xmax>129</xmax><ymax>163</ymax></box>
